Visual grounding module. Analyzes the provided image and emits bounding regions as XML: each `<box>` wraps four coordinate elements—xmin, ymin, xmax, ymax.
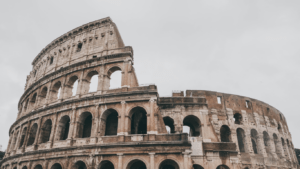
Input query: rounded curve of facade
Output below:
<box><xmin>1</xmin><ymin>17</ymin><xmax>298</xmax><ymax>169</ymax></box>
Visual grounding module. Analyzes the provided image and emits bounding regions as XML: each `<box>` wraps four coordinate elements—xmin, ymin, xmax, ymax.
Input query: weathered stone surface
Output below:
<box><xmin>1</xmin><ymin>17</ymin><xmax>299</xmax><ymax>169</ymax></box>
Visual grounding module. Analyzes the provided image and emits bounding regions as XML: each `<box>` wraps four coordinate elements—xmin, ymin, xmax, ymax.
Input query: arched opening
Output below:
<box><xmin>101</xmin><ymin>109</ymin><xmax>118</xmax><ymax>136</ymax></box>
<box><xmin>183</xmin><ymin>115</ymin><xmax>201</xmax><ymax>137</ymax></box>
<box><xmin>76</xmin><ymin>43</ymin><xmax>82</xmax><ymax>52</ymax></box>
<box><xmin>236</xmin><ymin>128</ymin><xmax>245</xmax><ymax>152</ymax></box>
<box><xmin>23</xmin><ymin>98</ymin><xmax>29</xmax><ymax>112</ymax></box>
<box><xmin>10</xmin><ymin>131</ymin><xmax>19</xmax><ymax>151</ymax></box>
<box><xmin>126</xmin><ymin>160</ymin><xmax>146</xmax><ymax>169</ymax></box>
<box><xmin>51</xmin><ymin>163</ymin><xmax>63</xmax><ymax>169</ymax></box>
<box><xmin>163</xmin><ymin>117</ymin><xmax>175</xmax><ymax>134</ymax></box>
<box><xmin>216</xmin><ymin>165</ymin><xmax>229</xmax><ymax>169</ymax></box>
<box><xmin>34</xmin><ymin>165</ymin><xmax>43</xmax><ymax>169</ymax></box>
<box><xmin>251</xmin><ymin>129</ymin><xmax>258</xmax><ymax>154</ymax></box>
<box><xmin>220</xmin><ymin>125</ymin><xmax>231</xmax><ymax>142</ymax></box>
<box><xmin>86</xmin><ymin>71</ymin><xmax>98</xmax><ymax>93</ymax></box>
<box><xmin>78</xmin><ymin>112</ymin><xmax>93</xmax><ymax>138</ymax></box>
<box><xmin>278</xmin><ymin>124</ymin><xmax>283</xmax><ymax>133</ymax></box>
<box><xmin>40</xmin><ymin>87</ymin><xmax>48</xmax><ymax>105</ymax></box>
<box><xmin>27</xmin><ymin>123</ymin><xmax>38</xmax><ymax>146</ymax></box>
<box><xmin>65</xmin><ymin>76</ymin><xmax>79</xmax><ymax>97</ymax></box>
<box><xmin>72</xmin><ymin>161</ymin><xmax>86</xmax><ymax>169</ymax></box>
<box><xmin>50</xmin><ymin>57</ymin><xmax>54</xmax><ymax>65</ymax></box>
<box><xmin>263</xmin><ymin>131</ymin><xmax>272</xmax><ymax>155</ymax></box>
<box><xmin>281</xmin><ymin>138</ymin><xmax>288</xmax><ymax>157</ymax></box>
<box><xmin>22</xmin><ymin>166</ymin><xmax>28</xmax><ymax>169</ymax></box>
<box><xmin>234</xmin><ymin>113</ymin><xmax>242</xmax><ymax>124</ymax></box>
<box><xmin>107</xmin><ymin>67</ymin><xmax>122</xmax><ymax>89</ymax></box>
<box><xmin>39</xmin><ymin>119</ymin><xmax>52</xmax><ymax>143</ymax></box>
<box><xmin>159</xmin><ymin>159</ymin><xmax>179</xmax><ymax>169</ymax></box>
<box><xmin>19</xmin><ymin>127</ymin><xmax>27</xmax><ymax>148</ymax></box>
<box><xmin>30</xmin><ymin>93</ymin><xmax>37</xmax><ymax>109</ymax></box>
<box><xmin>129</xmin><ymin>107</ymin><xmax>147</xmax><ymax>134</ymax></box>
<box><xmin>193</xmin><ymin>164</ymin><xmax>204</xmax><ymax>169</ymax></box>
<box><xmin>286</xmin><ymin>139</ymin><xmax>292</xmax><ymax>159</ymax></box>
<box><xmin>98</xmin><ymin>160</ymin><xmax>114</xmax><ymax>169</ymax></box>
<box><xmin>56</xmin><ymin>115</ymin><xmax>70</xmax><ymax>140</ymax></box>
<box><xmin>50</xmin><ymin>81</ymin><xmax>62</xmax><ymax>101</ymax></box>
<box><xmin>273</xmin><ymin>134</ymin><xmax>282</xmax><ymax>157</ymax></box>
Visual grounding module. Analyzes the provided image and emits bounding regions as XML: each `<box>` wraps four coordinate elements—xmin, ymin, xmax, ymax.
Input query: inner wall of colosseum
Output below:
<box><xmin>1</xmin><ymin>17</ymin><xmax>299</xmax><ymax>169</ymax></box>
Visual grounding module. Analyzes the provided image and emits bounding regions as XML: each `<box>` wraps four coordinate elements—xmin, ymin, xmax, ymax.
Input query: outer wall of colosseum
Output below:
<box><xmin>0</xmin><ymin>17</ymin><xmax>299</xmax><ymax>169</ymax></box>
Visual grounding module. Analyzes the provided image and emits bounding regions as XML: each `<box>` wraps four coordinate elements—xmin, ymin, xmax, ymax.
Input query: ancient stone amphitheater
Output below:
<box><xmin>1</xmin><ymin>17</ymin><xmax>299</xmax><ymax>169</ymax></box>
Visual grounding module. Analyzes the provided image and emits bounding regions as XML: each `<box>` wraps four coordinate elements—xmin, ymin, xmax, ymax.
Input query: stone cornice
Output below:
<box><xmin>31</xmin><ymin>17</ymin><xmax>112</xmax><ymax>66</ymax></box>
<box><xmin>11</xmin><ymin>88</ymin><xmax>158</xmax><ymax>134</ymax></box>
<box><xmin>20</xmin><ymin>50</ymin><xmax>133</xmax><ymax>108</ymax></box>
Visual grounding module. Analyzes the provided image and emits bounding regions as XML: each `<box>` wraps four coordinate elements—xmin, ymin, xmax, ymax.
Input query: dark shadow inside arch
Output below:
<box><xmin>126</xmin><ymin>159</ymin><xmax>146</xmax><ymax>169</ymax></box>
<box><xmin>27</xmin><ymin>123</ymin><xmax>38</xmax><ymax>146</ymax></box>
<box><xmin>78</xmin><ymin>112</ymin><xmax>93</xmax><ymax>138</ymax></box>
<box><xmin>103</xmin><ymin>109</ymin><xmax>119</xmax><ymax>136</ymax></box>
<box><xmin>251</xmin><ymin>129</ymin><xmax>258</xmax><ymax>154</ymax></box>
<box><xmin>163</xmin><ymin>117</ymin><xmax>175</xmax><ymax>134</ymax></box>
<box><xmin>98</xmin><ymin>160</ymin><xmax>114</xmax><ymax>169</ymax></box>
<box><xmin>130</xmin><ymin>107</ymin><xmax>147</xmax><ymax>134</ymax></box>
<box><xmin>183</xmin><ymin>115</ymin><xmax>201</xmax><ymax>137</ymax></box>
<box><xmin>234</xmin><ymin>113</ymin><xmax>242</xmax><ymax>124</ymax></box>
<box><xmin>193</xmin><ymin>164</ymin><xmax>204</xmax><ymax>169</ymax></box>
<box><xmin>19</xmin><ymin>127</ymin><xmax>28</xmax><ymax>148</ymax></box>
<box><xmin>57</xmin><ymin>115</ymin><xmax>70</xmax><ymax>140</ymax></box>
<box><xmin>22</xmin><ymin>166</ymin><xmax>28</xmax><ymax>169</ymax></box>
<box><xmin>220</xmin><ymin>125</ymin><xmax>231</xmax><ymax>142</ymax></box>
<box><xmin>236</xmin><ymin>128</ymin><xmax>245</xmax><ymax>152</ymax></box>
<box><xmin>39</xmin><ymin>119</ymin><xmax>52</xmax><ymax>144</ymax></box>
<box><xmin>216</xmin><ymin>165</ymin><xmax>230</xmax><ymax>169</ymax></box>
<box><xmin>51</xmin><ymin>163</ymin><xmax>62</xmax><ymax>169</ymax></box>
<box><xmin>159</xmin><ymin>159</ymin><xmax>179</xmax><ymax>169</ymax></box>
<box><xmin>72</xmin><ymin>161</ymin><xmax>86</xmax><ymax>169</ymax></box>
<box><xmin>34</xmin><ymin>165</ymin><xmax>43</xmax><ymax>169</ymax></box>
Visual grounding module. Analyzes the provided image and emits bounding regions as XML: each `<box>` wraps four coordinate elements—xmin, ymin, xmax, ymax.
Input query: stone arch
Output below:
<box><xmin>234</xmin><ymin>112</ymin><xmax>243</xmax><ymax>124</ymax></box>
<box><xmin>126</xmin><ymin>159</ymin><xmax>147</xmax><ymax>169</ymax></box>
<box><xmin>71</xmin><ymin>161</ymin><xmax>87</xmax><ymax>169</ymax></box>
<box><xmin>21</xmin><ymin>166</ymin><xmax>27</xmax><ymax>169</ymax></box>
<box><xmin>193</xmin><ymin>164</ymin><xmax>204</xmax><ymax>169</ymax></box>
<box><xmin>55</xmin><ymin>115</ymin><xmax>70</xmax><ymax>140</ymax></box>
<box><xmin>281</xmin><ymin>137</ymin><xmax>288</xmax><ymax>157</ymax></box>
<box><xmin>251</xmin><ymin>129</ymin><xmax>258</xmax><ymax>154</ymax></box>
<box><xmin>216</xmin><ymin>165</ymin><xmax>230</xmax><ymax>169</ymax></box>
<box><xmin>83</xmin><ymin>70</ymin><xmax>99</xmax><ymax>93</ymax></box>
<box><xmin>159</xmin><ymin>159</ymin><xmax>179</xmax><ymax>169</ymax></box>
<box><xmin>18</xmin><ymin>127</ymin><xmax>28</xmax><ymax>148</ymax></box>
<box><xmin>50</xmin><ymin>81</ymin><xmax>62</xmax><ymax>101</ymax></box>
<box><xmin>272</xmin><ymin>133</ymin><xmax>282</xmax><ymax>157</ymax></box>
<box><xmin>98</xmin><ymin>160</ymin><xmax>115</xmax><ymax>169</ymax></box>
<box><xmin>263</xmin><ymin>131</ymin><xmax>272</xmax><ymax>155</ymax></box>
<box><xmin>220</xmin><ymin>125</ymin><xmax>231</xmax><ymax>142</ymax></box>
<box><xmin>77</xmin><ymin>112</ymin><xmax>93</xmax><ymax>138</ymax></box>
<box><xmin>39</xmin><ymin>86</ymin><xmax>48</xmax><ymax>105</ymax></box>
<box><xmin>105</xmin><ymin>66</ymin><xmax>123</xmax><ymax>89</ymax></box>
<box><xmin>128</xmin><ymin>107</ymin><xmax>147</xmax><ymax>134</ymax></box>
<box><xmin>64</xmin><ymin>76</ymin><xmax>79</xmax><ymax>97</ymax></box>
<box><xmin>27</xmin><ymin>123</ymin><xmax>38</xmax><ymax>146</ymax></box>
<box><xmin>163</xmin><ymin>116</ymin><xmax>175</xmax><ymax>134</ymax></box>
<box><xmin>183</xmin><ymin>115</ymin><xmax>201</xmax><ymax>137</ymax></box>
<box><xmin>236</xmin><ymin>128</ymin><xmax>246</xmax><ymax>152</ymax></box>
<box><xmin>30</xmin><ymin>93</ymin><xmax>37</xmax><ymax>109</ymax></box>
<box><xmin>10</xmin><ymin>130</ymin><xmax>19</xmax><ymax>151</ymax></box>
<box><xmin>39</xmin><ymin>119</ymin><xmax>52</xmax><ymax>143</ymax></box>
<box><xmin>23</xmin><ymin>98</ymin><xmax>29</xmax><ymax>112</ymax></box>
<box><xmin>277</xmin><ymin>123</ymin><xmax>283</xmax><ymax>133</ymax></box>
<box><xmin>100</xmin><ymin>109</ymin><xmax>119</xmax><ymax>136</ymax></box>
<box><xmin>33</xmin><ymin>164</ymin><xmax>43</xmax><ymax>169</ymax></box>
<box><xmin>51</xmin><ymin>163</ymin><xmax>63</xmax><ymax>169</ymax></box>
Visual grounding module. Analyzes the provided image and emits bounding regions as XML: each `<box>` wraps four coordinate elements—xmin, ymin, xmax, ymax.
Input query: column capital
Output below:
<box><xmin>121</xmin><ymin>101</ymin><xmax>126</xmax><ymax>104</ymax></box>
<box><xmin>148</xmin><ymin>152</ymin><xmax>155</xmax><ymax>155</ymax></box>
<box><xmin>117</xmin><ymin>153</ymin><xmax>123</xmax><ymax>156</ymax></box>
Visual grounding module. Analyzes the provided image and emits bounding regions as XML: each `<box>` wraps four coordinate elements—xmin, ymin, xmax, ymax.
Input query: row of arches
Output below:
<box><xmin>20</xmin><ymin>67</ymin><xmax>123</xmax><ymax>116</ymax></box>
<box><xmin>8</xmin><ymin>107</ymin><xmax>148</xmax><ymax>152</ymax></box>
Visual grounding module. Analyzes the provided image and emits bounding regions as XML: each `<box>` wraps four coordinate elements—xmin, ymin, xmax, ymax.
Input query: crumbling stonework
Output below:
<box><xmin>0</xmin><ymin>17</ymin><xmax>299</xmax><ymax>169</ymax></box>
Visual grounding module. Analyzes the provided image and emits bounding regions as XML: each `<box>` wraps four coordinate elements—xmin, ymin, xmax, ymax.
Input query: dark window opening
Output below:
<box><xmin>236</xmin><ymin>128</ymin><xmax>245</xmax><ymax>152</ymax></box>
<box><xmin>82</xmin><ymin>114</ymin><xmax>92</xmax><ymax>138</ymax></box>
<box><xmin>159</xmin><ymin>159</ymin><xmax>179</xmax><ymax>169</ymax></box>
<box><xmin>251</xmin><ymin>129</ymin><xmax>258</xmax><ymax>154</ymax></box>
<box><xmin>183</xmin><ymin>115</ymin><xmax>201</xmax><ymax>137</ymax></box>
<box><xmin>50</xmin><ymin>57</ymin><xmax>54</xmax><ymax>65</ymax></box>
<box><xmin>216</xmin><ymin>165</ymin><xmax>230</xmax><ymax>169</ymax></box>
<box><xmin>99</xmin><ymin>161</ymin><xmax>114</xmax><ymax>169</ymax></box>
<box><xmin>220</xmin><ymin>125</ymin><xmax>231</xmax><ymax>142</ymax></box>
<box><xmin>163</xmin><ymin>117</ymin><xmax>175</xmax><ymax>134</ymax></box>
<box><xmin>130</xmin><ymin>107</ymin><xmax>147</xmax><ymax>134</ymax></box>
<box><xmin>51</xmin><ymin>164</ymin><xmax>62</xmax><ymax>169</ymax></box>
<box><xmin>234</xmin><ymin>113</ymin><xmax>243</xmax><ymax>124</ymax></box>
<box><xmin>27</xmin><ymin>123</ymin><xmax>38</xmax><ymax>146</ymax></box>
<box><xmin>245</xmin><ymin>100</ymin><xmax>251</xmax><ymax>108</ymax></box>
<box><xmin>19</xmin><ymin>127</ymin><xmax>27</xmax><ymax>148</ymax></box>
<box><xmin>105</xmin><ymin>110</ymin><xmax>118</xmax><ymax>136</ymax></box>
<box><xmin>39</xmin><ymin>119</ymin><xmax>52</xmax><ymax>143</ymax></box>
<box><xmin>76</xmin><ymin>43</ymin><xmax>82</xmax><ymax>52</ymax></box>
<box><xmin>93</xmin><ymin>55</ymin><xmax>97</xmax><ymax>58</ymax></box>
<box><xmin>127</xmin><ymin>160</ymin><xmax>146</xmax><ymax>169</ymax></box>
<box><xmin>251</xmin><ymin>139</ymin><xmax>258</xmax><ymax>154</ymax></box>
<box><xmin>57</xmin><ymin>115</ymin><xmax>70</xmax><ymax>140</ymax></box>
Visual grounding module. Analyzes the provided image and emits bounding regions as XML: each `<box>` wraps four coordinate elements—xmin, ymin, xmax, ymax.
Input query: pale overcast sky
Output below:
<box><xmin>0</xmin><ymin>0</ymin><xmax>300</xmax><ymax>150</ymax></box>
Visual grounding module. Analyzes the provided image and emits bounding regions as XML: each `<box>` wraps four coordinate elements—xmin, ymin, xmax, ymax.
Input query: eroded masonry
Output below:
<box><xmin>1</xmin><ymin>17</ymin><xmax>299</xmax><ymax>169</ymax></box>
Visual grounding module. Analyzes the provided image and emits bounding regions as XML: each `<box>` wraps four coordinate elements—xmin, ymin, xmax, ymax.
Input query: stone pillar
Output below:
<box><xmin>50</xmin><ymin>112</ymin><xmax>58</xmax><ymax>148</ymax></box>
<box><xmin>269</xmin><ymin>138</ymin><xmax>277</xmax><ymax>158</ymax></box>
<box><xmin>199</xmin><ymin>109</ymin><xmax>208</xmax><ymax>138</ymax></box>
<box><xmin>90</xmin><ymin>105</ymin><xmax>99</xmax><ymax>144</ymax></box>
<box><xmin>118</xmin><ymin>101</ymin><xmax>126</xmax><ymax>135</ymax></box>
<box><xmin>182</xmin><ymin>150</ymin><xmax>192</xmax><ymax>169</ymax></box>
<box><xmin>22</xmin><ymin>122</ymin><xmax>31</xmax><ymax>152</ymax></box>
<box><xmin>33</xmin><ymin>118</ymin><xmax>42</xmax><ymax>150</ymax></box>
<box><xmin>76</xmin><ymin>70</ymin><xmax>84</xmax><ymax>95</ymax></box>
<box><xmin>45</xmin><ymin>81</ymin><xmax>53</xmax><ymax>105</ymax></box>
<box><xmin>148</xmin><ymin>98</ymin><xmax>157</xmax><ymax>134</ymax></box>
<box><xmin>117</xmin><ymin>153</ymin><xmax>123</xmax><ymax>169</ymax></box>
<box><xmin>245</xmin><ymin>129</ymin><xmax>253</xmax><ymax>154</ymax></box>
<box><xmin>149</xmin><ymin>152</ymin><xmax>155</xmax><ymax>169</ymax></box>
<box><xmin>67</xmin><ymin>107</ymin><xmax>77</xmax><ymax>145</ymax></box>
<box><xmin>257</xmin><ymin>133</ymin><xmax>267</xmax><ymax>157</ymax></box>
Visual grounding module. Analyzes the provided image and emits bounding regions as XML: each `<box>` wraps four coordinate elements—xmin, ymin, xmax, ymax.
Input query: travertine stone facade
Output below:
<box><xmin>1</xmin><ymin>17</ymin><xmax>299</xmax><ymax>169</ymax></box>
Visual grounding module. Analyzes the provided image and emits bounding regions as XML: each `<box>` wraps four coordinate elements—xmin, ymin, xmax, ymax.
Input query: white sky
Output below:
<box><xmin>0</xmin><ymin>0</ymin><xmax>300</xmax><ymax>150</ymax></box>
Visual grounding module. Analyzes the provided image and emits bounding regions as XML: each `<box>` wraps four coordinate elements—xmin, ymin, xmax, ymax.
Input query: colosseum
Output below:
<box><xmin>0</xmin><ymin>17</ymin><xmax>299</xmax><ymax>169</ymax></box>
